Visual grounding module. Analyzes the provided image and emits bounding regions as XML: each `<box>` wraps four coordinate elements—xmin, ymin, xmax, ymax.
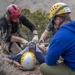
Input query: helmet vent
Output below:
<box><xmin>57</xmin><ymin>5</ymin><xmax>59</xmax><ymax>7</ymax></box>
<box><xmin>8</xmin><ymin>10</ymin><xmax>11</xmax><ymax>15</ymax></box>
<box><xmin>12</xmin><ymin>5</ymin><xmax>16</xmax><ymax>10</ymax></box>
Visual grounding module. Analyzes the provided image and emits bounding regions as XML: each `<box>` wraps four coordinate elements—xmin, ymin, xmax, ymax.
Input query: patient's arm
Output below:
<box><xmin>3</xmin><ymin>57</ymin><xmax>23</xmax><ymax>70</ymax></box>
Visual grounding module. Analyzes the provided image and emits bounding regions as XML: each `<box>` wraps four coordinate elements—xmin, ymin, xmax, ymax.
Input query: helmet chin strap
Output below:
<box><xmin>55</xmin><ymin>25</ymin><xmax>60</xmax><ymax>30</ymax></box>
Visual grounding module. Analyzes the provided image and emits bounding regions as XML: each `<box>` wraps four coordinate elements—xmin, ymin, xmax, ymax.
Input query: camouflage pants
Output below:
<box><xmin>1</xmin><ymin>42</ymin><xmax>22</xmax><ymax>55</ymax></box>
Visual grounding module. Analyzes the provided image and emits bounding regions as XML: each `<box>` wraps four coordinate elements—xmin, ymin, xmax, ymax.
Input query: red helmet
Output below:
<box><xmin>6</xmin><ymin>4</ymin><xmax>22</xmax><ymax>19</ymax></box>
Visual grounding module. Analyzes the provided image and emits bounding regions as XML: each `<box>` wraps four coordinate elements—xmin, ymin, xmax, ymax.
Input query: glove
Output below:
<box><xmin>21</xmin><ymin>38</ymin><xmax>28</xmax><ymax>46</ymax></box>
<box><xmin>32</xmin><ymin>34</ymin><xmax>38</xmax><ymax>44</ymax></box>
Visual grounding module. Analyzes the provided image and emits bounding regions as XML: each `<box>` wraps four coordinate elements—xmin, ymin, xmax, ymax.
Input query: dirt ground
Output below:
<box><xmin>14</xmin><ymin>64</ymin><xmax>43</xmax><ymax>75</ymax></box>
<box><xmin>0</xmin><ymin>61</ymin><xmax>43</xmax><ymax>75</ymax></box>
<box><xmin>0</xmin><ymin>47</ymin><xmax>43</xmax><ymax>75</ymax></box>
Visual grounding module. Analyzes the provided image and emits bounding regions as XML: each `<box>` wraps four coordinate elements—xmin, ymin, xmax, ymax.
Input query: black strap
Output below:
<box><xmin>8</xmin><ymin>42</ymin><xmax>13</xmax><ymax>53</ymax></box>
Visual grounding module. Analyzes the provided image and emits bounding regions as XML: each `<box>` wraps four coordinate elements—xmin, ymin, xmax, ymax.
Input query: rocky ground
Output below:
<box><xmin>0</xmin><ymin>46</ymin><xmax>43</xmax><ymax>75</ymax></box>
<box><xmin>0</xmin><ymin>62</ymin><xmax>42</xmax><ymax>75</ymax></box>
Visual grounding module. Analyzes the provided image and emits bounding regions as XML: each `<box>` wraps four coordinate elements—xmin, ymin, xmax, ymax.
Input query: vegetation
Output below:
<box><xmin>21</xmin><ymin>8</ymin><xmax>52</xmax><ymax>42</ymax></box>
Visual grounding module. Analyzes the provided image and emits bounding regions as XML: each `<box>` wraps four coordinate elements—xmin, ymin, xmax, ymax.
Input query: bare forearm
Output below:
<box><xmin>4</xmin><ymin>57</ymin><xmax>21</xmax><ymax>66</ymax></box>
<box><xmin>11</xmin><ymin>36</ymin><xmax>22</xmax><ymax>42</ymax></box>
<box><xmin>4</xmin><ymin>57</ymin><xmax>13</xmax><ymax>63</ymax></box>
<box><xmin>41</xmin><ymin>30</ymin><xmax>50</xmax><ymax>40</ymax></box>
